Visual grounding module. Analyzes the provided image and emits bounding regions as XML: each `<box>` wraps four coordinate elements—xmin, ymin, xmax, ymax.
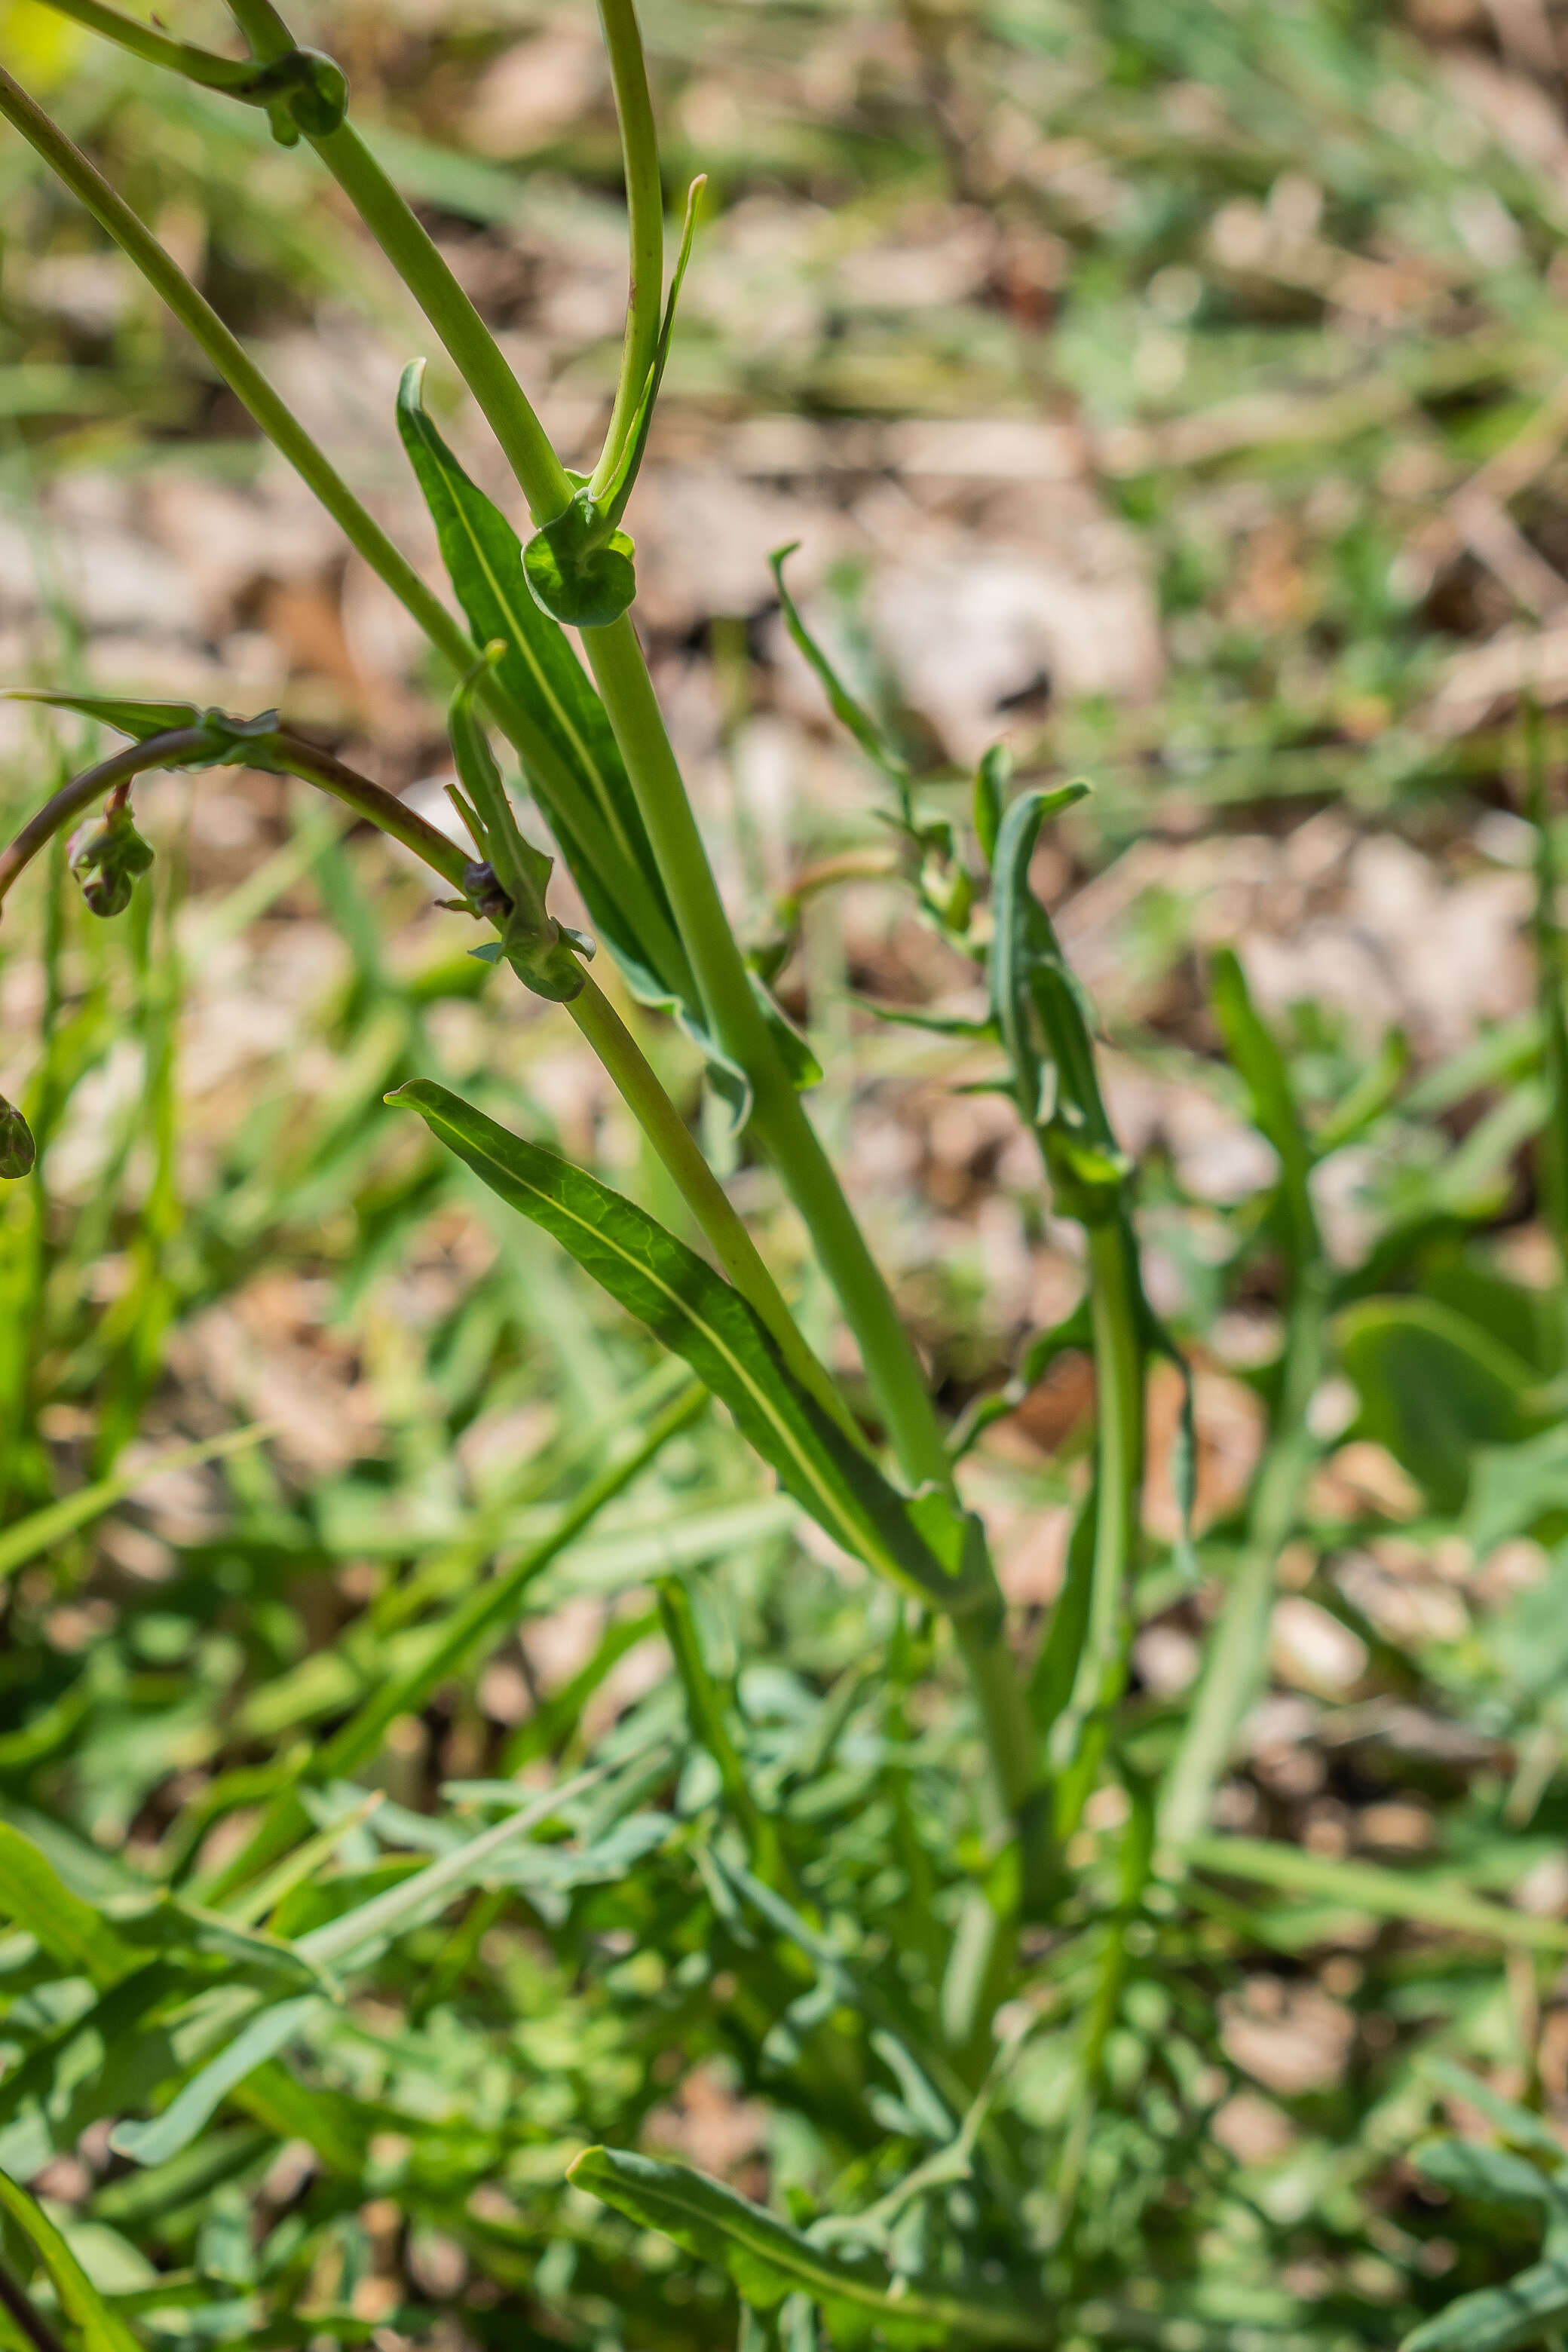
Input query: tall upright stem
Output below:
<box><xmin>592</xmin><ymin>0</ymin><xmax>665</xmax><ymax>499</ymax></box>
<box><xmin>1158</xmin><ymin>1267</ymin><xmax>1324</xmax><ymax>1849</ymax></box>
<box><xmin>308</xmin><ymin>125</ymin><xmax>573</xmax><ymax>524</ymax></box>
<box><xmin>1054</xmin><ymin>1217</ymin><xmax>1144</xmax><ymax>1787</ymax></box>
<box><xmin>0</xmin><ymin>69</ymin><xmax>479</xmax><ymax>675</ymax></box>
<box><xmin>582</xmin><ymin>613</ymin><xmax>952</xmax><ymax>1491</ymax></box>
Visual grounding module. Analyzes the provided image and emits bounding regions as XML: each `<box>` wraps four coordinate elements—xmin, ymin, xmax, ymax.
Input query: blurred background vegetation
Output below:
<box><xmin>6</xmin><ymin>0</ymin><xmax>1568</xmax><ymax>2343</ymax></box>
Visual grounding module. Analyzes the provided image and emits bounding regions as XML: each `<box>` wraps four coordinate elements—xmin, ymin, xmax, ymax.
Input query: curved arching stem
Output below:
<box><xmin>0</xmin><ymin>733</ymin><xmax>210</xmax><ymax>912</ymax></box>
<box><xmin>0</xmin><ymin>730</ymin><xmax>473</xmax><ymax>915</ymax></box>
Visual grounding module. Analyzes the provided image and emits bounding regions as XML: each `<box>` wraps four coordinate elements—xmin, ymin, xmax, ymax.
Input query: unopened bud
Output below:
<box><xmin>0</xmin><ymin>1095</ymin><xmax>35</xmax><ymax>1181</ymax></box>
<box><xmin>68</xmin><ymin>803</ymin><xmax>155</xmax><ymax>918</ymax></box>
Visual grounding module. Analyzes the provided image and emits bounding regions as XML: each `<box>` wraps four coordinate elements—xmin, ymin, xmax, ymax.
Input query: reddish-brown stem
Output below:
<box><xmin>0</xmin><ymin>730</ymin><xmax>208</xmax><ymax>911</ymax></box>
<box><xmin>0</xmin><ymin>727</ymin><xmax>475</xmax><ymax>915</ymax></box>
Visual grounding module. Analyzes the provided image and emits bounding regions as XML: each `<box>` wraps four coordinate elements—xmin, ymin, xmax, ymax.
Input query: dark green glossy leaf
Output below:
<box><xmin>388</xmin><ymin>1079</ymin><xmax>994</xmax><ymax>1619</ymax></box>
<box><xmin>0</xmin><ymin>2166</ymin><xmax>141</xmax><ymax>2352</ymax></box>
<box><xmin>568</xmin><ymin>2145</ymin><xmax>1051</xmax><ymax>2345</ymax></box>
<box><xmin>1336</xmin><ymin>1297</ymin><xmax>1541</xmax><ymax>1512</ymax></box>
<box><xmin>0</xmin><ymin>1095</ymin><xmax>33</xmax><ymax>1181</ymax></box>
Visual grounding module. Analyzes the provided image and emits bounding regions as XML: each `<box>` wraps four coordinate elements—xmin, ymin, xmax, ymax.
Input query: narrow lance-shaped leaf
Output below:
<box><xmin>988</xmin><ymin>783</ymin><xmax>1109</xmax><ymax>1181</ymax></box>
<box><xmin>990</xmin><ymin>787</ymin><xmax>1199</xmax><ymax>1572</ymax></box>
<box><xmin>568</xmin><ymin>2146</ymin><xmax>1052</xmax><ymax>2347</ymax></box>
<box><xmin>6</xmin><ymin>688</ymin><xmax>207</xmax><ymax>740</ymax></box>
<box><xmin>446</xmin><ymin>656</ymin><xmax>586</xmax><ymax>1003</ymax></box>
<box><xmin>110</xmin><ymin>1994</ymin><xmax>322</xmax><ymax>2170</ymax></box>
<box><xmin>0</xmin><ymin>2166</ymin><xmax>142</xmax><ymax>2352</ymax></box>
<box><xmin>389</xmin><ymin>1079</ymin><xmax>994</xmax><ymax>1622</ymax></box>
<box><xmin>0</xmin><ymin>1821</ymin><xmax>139</xmax><ymax>1989</ymax></box>
<box><xmin>523</xmin><ymin>180</ymin><xmax>704</xmax><ymax>629</ymax></box>
<box><xmin>972</xmin><ymin>742</ymin><xmax>1010</xmax><ymax>869</ymax></box>
<box><xmin>770</xmin><ymin>544</ymin><xmax>908</xmax><ymax>792</ymax></box>
<box><xmin>1211</xmin><ymin>945</ymin><xmax>1318</xmax><ymax>1273</ymax></box>
<box><xmin>7</xmin><ymin>688</ymin><xmax>299</xmax><ymax>775</ymax></box>
<box><xmin>396</xmin><ymin>364</ymin><xmax>779</xmax><ymax>1122</ymax></box>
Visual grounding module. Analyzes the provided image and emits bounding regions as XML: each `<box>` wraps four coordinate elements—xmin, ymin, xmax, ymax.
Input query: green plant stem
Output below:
<box><xmin>953</xmin><ymin>1618</ymin><xmax>1044</xmax><ymax>1823</ymax></box>
<box><xmin>308</xmin><ymin>124</ymin><xmax>572</xmax><ymax>522</ymax></box>
<box><xmin>1524</xmin><ymin>698</ymin><xmax>1568</xmax><ymax>1319</ymax></box>
<box><xmin>582</xmin><ymin>613</ymin><xmax>951</xmax><ymax>1490</ymax></box>
<box><xmin>1055</xmin><ymin>1217</ymin><xmax>1144</xmax><ymax>1776</ymax></box>
<box><xmin>223</xmin><ymin>0</ymin><xmax>292</xmax><ymax>53</ymax></box>
<box><xmin>33</xmin><ymin>0</ymin><xmax>259</xmax><ymax>91</ymax></box>
<box><xmin>657</xmin><ymin>1576</ymin><xmax>784</xmax><ymax>1884</ymax></box>
<box><xmin>0</xmin><ymin>77</ymin><xmax>635</xmax><ymax>927</ymax></box>
<box><xmin>0</xmin><ymin>728</ymin><xmax>472</xmax><ymax>911</ymax></box>
<box><xmin>590</xmin><ymin>0</ymin><xmax>665</xmax><ymax>501</ymax></box>
<box><xmin>583</xmin><ymin>620</ymin><xmax>1043</xmax><ymax>1845</ymax></box>
<box><xmin>1156</xmin><ymin>1268</ymin><xmax>1324</xmax><ymax>1851</ymax></box>
<box><xmin>568</xmin><ymin>973</ymin><xmax>860</xmax><ymax>1444</ymax></box>
<box><xmin>0</xmin><ymin>69</ymin><xmax>477</xmax><ymax>675</ymax></box>
<box><xmin>0</xmin><ymin>2256</ymin><xmax>68</xmax><ymax>2352</ymax></box>
<box><xmin>216</xmin><ymin>0</ymin><xmax>571</xmax><ymax>515</ymax></box>
<box><xmin>0</xmin><ymin>730</ymin><xmax>208</xmax><ymax>910</ymax></box>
